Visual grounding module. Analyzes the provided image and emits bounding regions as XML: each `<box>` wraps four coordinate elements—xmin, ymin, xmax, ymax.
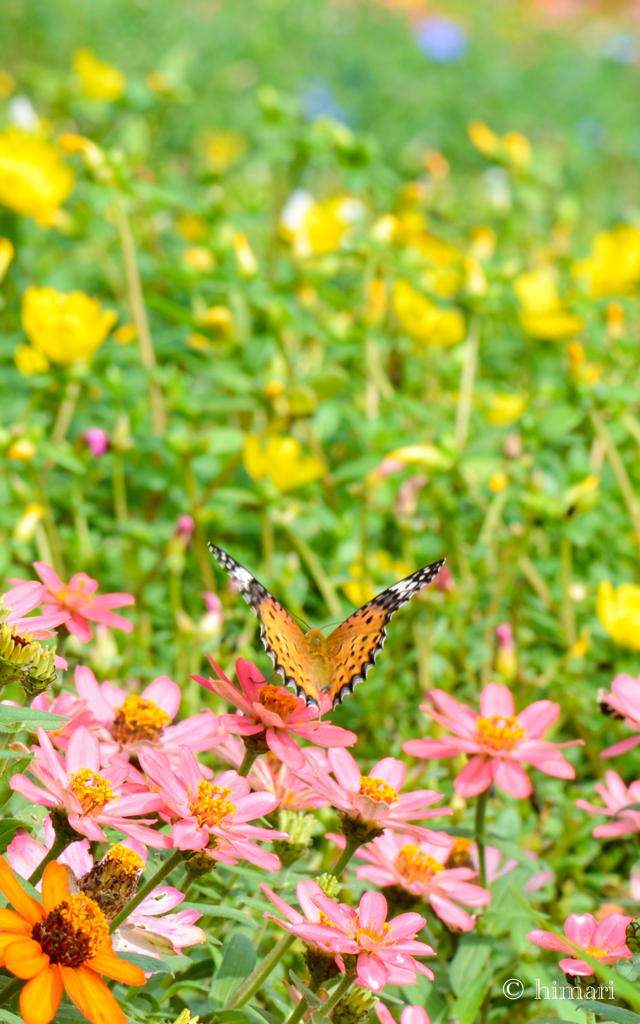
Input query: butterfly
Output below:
<box><xmin>208</xmin><ymin>542</ymin><xmax>445</xmax><ymax>709</ymax></box>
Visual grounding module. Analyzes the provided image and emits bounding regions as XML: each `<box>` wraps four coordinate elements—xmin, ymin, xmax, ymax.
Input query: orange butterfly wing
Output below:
<box><xmin>324</xmin><ymin>559</ymin><xmax>445</xmax><ymax>708</ymax></box>
<box><xmin>208</xmin><ymin>544</ymin><xmax>322</xmax><ymax>706</ymax></box>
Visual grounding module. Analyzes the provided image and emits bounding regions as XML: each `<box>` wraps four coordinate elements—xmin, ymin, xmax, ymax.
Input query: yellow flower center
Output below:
<box><xmin>189</xmin><ymin>780</ymin><xmax>236</xmax><ymax>828</ymax></box>
<box><xmin>584</xmin><ymin>943</ymin><xmax>609</xmax><ymax>958</ymax></box>
<box><xmin>104</xmin><ymin>843</ymin><xmax>145</xmax><ymax>877</ymax></box>
<box><xmin>112</xmin><ymin>694</ymin><xmax>170</xmax><ymax>744</ymax></box>
<box><xmin>355</xmin><ymin>921</ymin><xmax>391</xmax><ymax>946</ymax></box>
<box><xmin>258</xmin><ymin>685</ymin><xmax>300</xmax><ymax>722</ymax></box>
<box><xmin>69</xmin><ymin>767</ymin><xmax>116</xmax><ymax>814</ymax></box>
<box><xmin>32</xmin><ymin>893</ymin><xmax>109</xmax><ymax>968</ymax></box>
<box><xmin>358</xmin><ymin>775</ymin><xmax>398</xmax><ymax>805</ymax></box>
<box><xmin>475</xmin><ymin>715</ymin><xmax>525</xmax><ymax>751</ymax></box>
<box><xmin>447</xmin><ymin>837</ymin><xmax>473</xmax><ymax>868</ymax></box>
<box><xmin>395</xmin><ymin>844</ymin><xmax>444</xmax><ymax>884</ymax></box>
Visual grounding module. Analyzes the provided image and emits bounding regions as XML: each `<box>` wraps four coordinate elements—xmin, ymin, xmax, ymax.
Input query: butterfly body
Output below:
<box><xmin>209</xmin><ymin>542</ymin><xmax>445</xmax><ymax>709</ymax></box>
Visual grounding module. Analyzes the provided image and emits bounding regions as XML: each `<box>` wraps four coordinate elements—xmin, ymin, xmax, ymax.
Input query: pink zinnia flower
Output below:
<box><xmin>219</xmin><ymin>736</ymin><xmax>330</xmax><ymax>810</ymax></box>
<box><xmin>527</xmin><ymin>913</ymin><xmax>632</xmax><ymax>976</ymax></box>
<box><xmin>32</xmin><ymin>561</ymin><xmax>135</xmax><ymax>642</ymax></box>
<box><xmin>404</xmin><ymin>683</ymin><xmax>581</xmax><ymax>799</ymax></box>
<box><xmin>576</xmin><ymin>770</ymin><xmax>640</xmax><ymax>837</ymax></box>
<box><xmin>138</xmin><ymin>745</ymin><xmax>284</xmax><ymax>868</ymax></box>
<box><xmin>84</xmin><ymin>428</ymin><xmax>109</xmax><ymax>457</ymax></box>
<box><xmin>332</xmin><ymin>830</ymin><xmax>490</xmax><ymax>933</ymax></box>
<box><xmin>305</xmin><ymin>748</ymin><xmax>451</xmax><ymax>843</ymax></box>
<box><xmin>2</xmin><ymin>579</ymin><xmax>71</xmax><ymax>669</ymax></box>
<box><xmin>262</xmin><ymin>883</ymin><xmax>435</xmax><ymax>993</ymax></box>
<box><xmin>62</xmin><ymin>665</ymin><xmax>221</xmax><ymax>768</ymax></box>
<box><xmin>599</xmin><ymin>673</ymin><xmax>640</xmax><ymax>758</ymax></box>
<box><xmin>7</xmin><ymin>815</ymin><xmax>93</xmax><ymax>884</ymax></box>
<box><xmin>376</xmin><ymin>1003</ymin><xmax>430</xmax><ymax>1024</ymax></box>
<box><xmin>193</xmin><ymin>657</ymin><xmax>357</xmax><ymax>771</ymax></box>
<box><xmin>10</xmin><ymin>725</ymin><xmax>164</xmax><ymax>844</ymax></box>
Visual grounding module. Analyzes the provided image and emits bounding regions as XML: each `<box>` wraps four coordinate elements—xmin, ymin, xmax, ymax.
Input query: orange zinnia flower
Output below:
<box><xmin>0</xmin><ymin>856</ymin><xmax>144</xmax><ymax>1024</ymax></box>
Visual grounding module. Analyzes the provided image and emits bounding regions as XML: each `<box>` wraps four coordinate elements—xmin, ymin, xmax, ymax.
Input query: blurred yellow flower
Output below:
<box><xmin>177</xmin><ymin>214</ymin><xmax>207</xmax><ymax>242</ymax></box>
<box><xmin>7</xmin><ymin>439</ymin><xmax>36</xmax><ymax>461</ymax></box>
<box><xmin>243</xmin><ymin>435</ymin><xmax>325</xmax><ymax>492</ymax></box>
<box><xmin>464</xmin><ymin>257</ymin><xmax>487</xmax><ymax>296</ymax></box>
<box><xmin>567</xmin><ymin>340</ymin><xmax>586</xmax><ymax>370</ymax></box>
<box><xmin>489</xmin><ymin>472</ymin><xmax>508</xmax><ymax>493</ymax></box>
<box><xmin>197</xmin><ymin>306</ymin><xmax>234</xmax><ymax>338</ymax></box>
<box><xmin>264</xmin><ymin>380</ymin><xmax>285</xmax><ymax>398</ymax></box>
<box><xmin>0</xmin><ymin>238</ymin><xmax>14</xmax><ymax>282</ymax></box>
<box><xmin>187</xmin><ymin>332</ymin><xmax>210</xmax><ymax>350</ymax></box>
<box><xmin>597</xmin><ymin>581</ymin><xmax>640</xmax><ymax>651</ymax></box>
<box><xmin>422</xmin><ymin>149</ymin><xmax>450</xmax><ymax>180</ymax></box>
<box><xmin>393</xmin><ymin>279</ymin><xmax>465</xmax><ymax>347</ymax></box>
<box><xmin>234</xmin><ymin>231</ymin><xmax>258</xmax><ymax>277</ymax></box>
<box><xmin>205</xmin><ymin>131</ymin><xmax>247</xmax><ymax>174</ymax></box>
<box><xmin>343</xmin><ymin>576</ymin><xmax>375</xmax><ymax>605</ymax></box>
<box><xmin>395</xmin><ymin>210</ymin><xmax>462</xmax><ymax>270</ymax></box>
<box><xmin>573</xmin><ymin>225</ymin><xmax>640</xmax><ymax>298</ymax></box>
<box><xmin>468</xmin><ymin>120</ymin><xmax>532</xmax><ymax>168</ymax></box>
<box><xmin>485</xmin><ymin>392</ymin><xmax>527</xmax><ymax>426</ymax></box>
<box><xmin>182</xmin><ymin>246</ymin><xmax>215</xmax><ymax>273</ymax></box>
<box><xmin>281</xmin><ymin>190</ymin><xmax>364</xmax><ymax>258</ymax></box>
<box><xmin>0</xmin><ymin>71</ymin><xmax>16</xmax><ymax>98</ymax></box>
<box><xmin>14</xmin><ymin>503</ymin><xmax>45</xmax><ymax>543</ymax></box>
<box><xmin>58</xmin><ymin>133</ymin><xmax>106</xmax><ymax>171</ymax></box>
<box><xmin>469</xmin><ymin>225</ymin><xmax>496</xmax><ymax>261</ymax></box>
<box><xmin>384</xmin><ymin>443</ymin><xmax>452</xmax><ymax>469</ymax></box>
<box><xmin>606</xmin><ymin>300</ymin><xmax>625</xmax><ymax>340</ymax></box>
<box><xmin>0</xmin><ymin>129</ymin><xmax>74</xmax><ymax>224</ymax></box>
<box><xmin>113</xmin><ymin>323</ymin><xmax>137</xmax><ymax>344</ymax></box>
<box><xmin>14</xmin><ymin>344</ymin><xmax>49</xmax><ymax>376</ymax></box>
<box><xmin>514</xmin><ymin>266</ymin><xmax>583</xmax><ymax>340</ymax></box>
<box><xmin>22</xmin><ymin>286</ymin><xmax>117</xmax><ymax>366</ymax></box>
<box><xmin>364</xmin><ymin>279</ymin><xmax>387</xmax><ymax>326</ymax></box>
<box><xmin>73</xmin><ymin>48</ymin><xmax>126</xmax><ymax>102</ymax></box>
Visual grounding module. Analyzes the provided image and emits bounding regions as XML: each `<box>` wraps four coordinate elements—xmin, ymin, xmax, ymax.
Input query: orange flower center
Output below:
<box><xmin>584</xmin><ymin>943</ymin><xmax>610</xmax><ymax>958</ymax></box>
<box><xmin>32</xmin><ymin>894</ymin><xmax>109</xmax><ymax>968</ymax></box>
<box><xmin>395</xmin><ymin>844</ymin><xmax>444</xmax><ymax>884</ymax></box>
<box><xmin>258</xmin><ymin>685</ymin><xmax>300</xmax><ymax>722</ymax></box>
<box><xmin>358</xmin><ymin>775</ymin><xmax>398</xmax><ymax>805</ymax></box>
<box><xmin>475</xmin><ymin>715</ymin><xmax>525</xmax><ymax>751</ymax></box>
<box><xmin>55</xmin><ymin>577</ymin><xmax>91</xmax><ymax>609</ymax></box>
<box><xmin>104</xmin><ymin>843</ymin><xmax>144</xmax><ymax>877</ymax></box>
<box><xmin>447</xmin><ymin>837</ymin><xmax>473</xmax><ymax>868</ymax></box>
<box><xmin>111</xmin><ymin>694</ymin><xmax>170</xmax><ymax>744</ymax></box>
<box><xmin>68</xmin><ymin>767</ymin><xmax>116</xmax><ymax>814</ymax></box>
<box><xmin>189</xmin><ymin>780</ymin><xmax>235</xmax><ymax>828</ymax></box>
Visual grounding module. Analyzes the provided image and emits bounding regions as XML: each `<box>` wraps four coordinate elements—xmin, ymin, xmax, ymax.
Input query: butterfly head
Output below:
<box><xmin>304</xmin><ymin>628</ymin><xmax>325</xmax><ymax>647</ymax></box>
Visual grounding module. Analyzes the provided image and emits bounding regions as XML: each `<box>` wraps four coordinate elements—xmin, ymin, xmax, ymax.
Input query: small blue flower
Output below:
<box><xmin>415</xmin><ymin>17</ymin><xmax>468</xmax><ymax>64</ymax></box>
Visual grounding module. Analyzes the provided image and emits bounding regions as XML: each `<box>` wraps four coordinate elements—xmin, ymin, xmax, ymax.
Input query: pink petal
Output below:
<box><xmin>34</xmin><ymin>562</ymin><xmax>65</xmax><ymax>591</ymax></box>
<box><xmin>454</xmin><ymin>756</ymin><xmax>493</xmax><ymax>796</ymax></box>
<box><xmin>592</xmin><ymin>913</ymin><xmax>632</xmax><ymax>948</ymax></box>
<box><xmin>557</xmin><ymin>957</ymin><xmax>594</xmax><ymax>976</ymax></box>
<box><xmin>428</xmin><ymin>690</ymin><xmax>477</xmax><ymax>735</ymax></box>
<box><xmin>516</xmin><ymin>700</ymin><xmax>559</xmax><ymax>738</ymax></box>
<box><xmin>480</xmin><ymin>682</ymin><xmax>514</xmax><ymax>719</ymax></box>
<box><xmin>356</xmin><ymin>952</ymin><xmax>389</xmax><ymax>993</ymax></box>
<box><xmin>266</xmin><ymin>728</ymin><xmax>305</xmax><ymax>771</ymax></box>
<box><xmin>491</xmin><ymin>758</ymin><xmax>531</xmax><ymax>798</ymax></box>
<box><xmin>74</xmin><ymin>666</ymin><xmax>114</xmax><ymax>723</ymax></box>
<box><xmin>359</xmin><ymin>892</ymin><xmax>389</xmax><ymax>933</ymax></box>
<box><xmin>81</xmin><ymin>607</ymin><xmax>133</xmax><ymax>632</ymax></box>
<box><xmin>172</xmin><ymin>820</ymin><xmax>207</xmax><ymax>850</ymax></box>
<box><xmin>328</xmin><ymin>747</ymin><xmax>361</xmax><ymax>790</ymax></box>
<box><xmin>526</xmin><ymin>929</ymin><xmax>574</xmax><ymax>954</ymax></box>
<box><xmin>403</xmin><ymin>738</ymin><xmax>462</xmax><ymax>759</ymax></box>
<box><xmin>66</xmin><ymin>615</ymin><xmax>94</xmax><ymax>642</ymax></box>
<box><xmin>370</xmin><ymin>758</ymin><xmax>406</xmax><ymax>792</ymax></box>
<box><xmin>67</xmin><ymin>726</ymin><xmax>101</xmax><ymax>775</ymax></box>
<box><xmin>91</xmin><ymin>592</ymin><xmax>135</xmax><ymax>608</ymax></box>
<box><xmin>402</xmin><ymin>1008</ymin><xmax>431</xmax><ymax>1024</ymax></box>
<box><xmin>143</xmin><ymin>676</ymin><xmax>180</xmax><ymax>719</ymax></box>
<box><xmin>428</xmin><ymin>892</ymin><xmax>475</xmax><ymax>931</ymax></box>
<box><xmin>601</xmin><ymin>735</ymin><xmax>640</xmax><ymax>758</ymax></box>
<box><xmin>565</xmin><ymin>914</ymin><xmax>597</xmax><ymax>945</ymax></box>
<box><xmin>136</xmin><ymin>886</ymin><xmax>185</xmax><ymax>916</ymax></box>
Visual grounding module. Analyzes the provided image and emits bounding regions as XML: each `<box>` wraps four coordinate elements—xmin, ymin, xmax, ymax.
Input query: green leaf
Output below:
<box><xmin>448</xmin><ymin>934</ymin><xmax>492</xmax><ymax>997</ymax></box>
<box><xmin>0</xmin><ymin>706</ymin><xmax>69</xmax><ymax>731</ymax></box>
<box><xmin>448</xmin><ymin>972</ymin><xmax>491</xmax><ymax>1024</ymax></box>
<box><xmin>578</xmin><ymin>1002</ymin><xmax>640</xmax><ymax>1024</ymax></box>
<box><xmin>182</xmin><ymin>902</ymin><xmax>259</xmax><ymax>928</ymax></box>
<box><xmin>0</xmin><ymin>1010</ymin><xmax>24</xmax><ymax>1024</ymax></box>
<box><xmin>617</xmin><ymin>959</ymin><xmax>640</xmax><ymax>982</ymax></box>
<box><xmin>0</xmin><ymin>818</ymin><xmax>31</xmax><ymax>854</ymax></box>
<box><xmin>210</xmin><ymin>932</ymin><xmax>257</xmax><ymax>1007</ymax></box>
<box><xmin>49</xmin><ymin>1007</ymin><xmax>90</xmax><ymax>1024</ymax></box>
<box><xmin>213</xmin><ymin>1012</ymin><xmax>254</xmax><ymax>1024</ymax></box>
<box><xmin>289</xmin><ymin>971</ymin><xmax>322</xmax><ymax>1007</ymax></box>
<box><xmin>118</xmin><ymin>952</ymin><xmax>177</xmax><ymax>976</ymax></box>
<box><xmin>0</xmin><ymin>749</ymin><xmax>34</xmax><ymax>760</ymax></box>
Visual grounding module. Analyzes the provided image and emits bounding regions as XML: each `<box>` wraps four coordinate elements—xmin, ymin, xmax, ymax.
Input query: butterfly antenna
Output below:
<box><xmin>291</xmin><ymin>612</ymin><xmax>312</xmax><ymax>632</ymax></box>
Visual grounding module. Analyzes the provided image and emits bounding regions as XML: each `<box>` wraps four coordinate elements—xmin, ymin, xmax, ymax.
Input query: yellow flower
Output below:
<box><xmin>182</xmin><ymin>246</ymin><xmax>215</xmax><ymax>272</ymax></box>
<box><xmin>7</xmin><ymin>439</ymin><xmax>36</xmax><ymax>461</ymax></box>
<box><xmin>485</xmin><ymin>393</ymin><xmax>527</xmax><ymax>426</ymax></box>
<box><xmin>14</xmin><ymin>503</ymin><xmax>45</xmax><ymax>543</ymax></box>
<box><xmin>243</xmin><ymin>435</ymin><xmax>324</xmax><ymax>492</ymax></box>
<box><xmin>572</xmin><ymin>225</ymin><xmax>640</xmax><ymax>298</ymax></box>
<box><xmin>113</xmin><ymin>323</ymin><xmax>137</xmax><ymax>344</ymax></box>
<box><xmin>73</xmin><ymin>48</ymin><xmax>126</xmax><ymax>102</ymax></box>
<box><xmin>197</xmin><ymin>306</ymin><xmax>234</xmax><ymax>338</ymax></box>
<box><xmin>0</xmin><ymin>238</ymin><xmax>14</xmax><ymax>281</ymax></box>
<box><xmin>234</xmin><ymin>231</ymin><xmax>258</xmax><ymax>277</ymax></box>
<box><xmin>0</xmin><ymin>71</ymin><xmax>16</xmax><ymax>98</ymax></box>
<box><xmin>205</xmin><ymin>131</ymin><xmax>247</xmax><ymax>174</ymax></box>
<box><xmin>187</xmin><ymin>332</ymin><xmax>210</xmax><ymax>350</ymax></box>
<box><xmin>597</xmin><ymin>581</ymin><xmax>640</xmax><ymax>651</ymax></box>
<box><xmin>393</xmin><ymin>279</ymin><xmax>465</xmax><ymax>347</ymax></box>
<box><xmin>469</xmin><ymin>225</ymin><xmax>496</xmax><ymax>261</ymax></box>
<box><xmin>465</xmin><ymin>257</ymin><xmax>487</xmax><ymax>296</ymax></box>
<box><xmin>177</xmin><ymin>214</ymin><xmax>207</xmax><ymax>242</ymax></box>
<box><xmin>343</xmin><ymin>577</ymin><xmax>376</xmax><ymax>605</ymax></box>
<box><xmin>0</xmin><ymin>129</ymin><xmax>74</xmax><ymax>224</ymax></box>
<box><xmin>58</xmin><ymin>133</ymin><xmax>106</xmax><ymax>172</ymax></box>
<box><xmin>22</xmin><ymin>286</ymin><xmax>117</xmax><ymax>366</ymax></box>
<box><xmin>384</xmin><ymin>443</ymin><xmax>452</xmax><ymax>469</ymax></box>
<box><xmin>364</xmin><ymin>279</ymin><xmax>387</xmax><ymax>326</ymax></box>
<box><xmin>394</xmin><ymin>209</ymin><xmax>462</xmax><ymax>271</ymax></box>
<box><xmin>14</xmin><ymin>344</ymin><xmax>49</xmax><ymax>376</ymax></box>
<box><xmin>280</xmin><ymin>191</ymin><xmax>364</xmax><ymax>258</ymax></box>
<box><xmin>468</xmin><ymin>120</ymin><xmax>532</xmax><ymax>168</ymax></box>
<box><xmin>514</xmin><ymin>266</ymin><xmax>583</xmax><ymax>340</ymax></box>
<box><xmin>489</xmin><ymin>472</ymin><xmax>508</xmax><ymax>493</ymax></box>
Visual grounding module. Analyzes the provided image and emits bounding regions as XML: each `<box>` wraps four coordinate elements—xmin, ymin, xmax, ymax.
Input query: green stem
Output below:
<box><xmin>239</xmin><ymin>746</ymin><xmax>260</xmax><ymax>778</ymax></box>
<box><xmin>285</xmin><ymin>995</ymin><xmax>309</xmax><ymax>1024</ymax></box>
<box><xmin>332</xmin><ymin>836</ymin><xmax>362</xmax><ymax>877</ymax></box>
<box><xmin>560</xmin><ymin>535</ymin><xmax>576</xmax><ymax>649</ymax></box>
<box><xmin>29</xmin><ymin>833</ymin><xmax>71</xmax><ymax>885</ymax></box>
<box><xmin>312</xmin><ymin>973</ymin><xmax>354</xmax><ymax>1020</ymax></box>
<box><xmin>0</xmin><ymin>975</ymin><xmax>24</xmax><ymax>1008</ymax></box>
<box><xmin>475</xmin><ymin>788</ymin><xmax>489</xmax><ymax>891</ymax></box>
<box><xmin>454</xmin><ymin>317</ymin><xmax>480</xmax><ymax>452</ymax></box>
<box><xmin>585</xmin><ymin>1012</ymin><xmax>596</xmax><ymax>1024</ymax></box>
<box><xmin>109</xmin><ymin>848</ymin><xmax>184</xmax><ymax>933</ymax></box>
<box><xmin>224</xmin><ymin>932</ymin><xmax>296</xmax><ymax>1009</ymax></box>
<box><xmin>590</xmin><ymin>408</ymin><xmax>640</xmax><ymax>551</ymax></box>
